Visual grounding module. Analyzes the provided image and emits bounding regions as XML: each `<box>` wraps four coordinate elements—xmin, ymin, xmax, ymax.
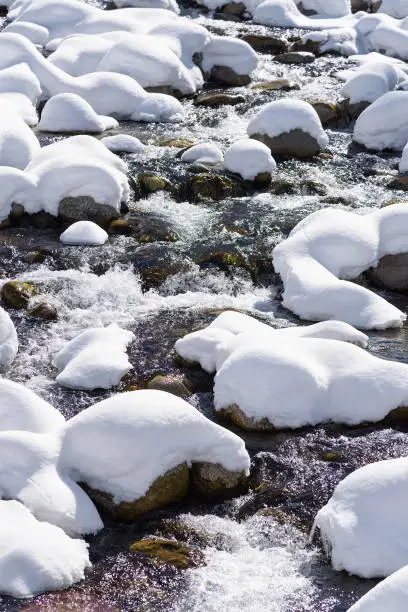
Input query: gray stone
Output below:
<box><xmin>250</xmin><ymin>128</ymin><xmax>322</xmax><ymax>158</ymax></box>
<box><xmin>58</xmin><ymin>196</ymin><xmax>119</xmax><ymax>226</ymax></box>
<box><xmin>276</xmin><ymin>51</ymin><xmax>315</xmax><ymax>64</ymax></box>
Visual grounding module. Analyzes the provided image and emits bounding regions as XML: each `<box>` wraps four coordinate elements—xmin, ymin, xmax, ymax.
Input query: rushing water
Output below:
<box><xmin>1</xmin><ymin>2</ymin><xmax>408</xmax><ymax>610</ymax></box>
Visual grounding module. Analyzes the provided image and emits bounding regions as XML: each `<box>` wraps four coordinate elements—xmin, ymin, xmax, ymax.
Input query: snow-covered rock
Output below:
<box><xmin>60</xmin><ymin>389</ymin><xmax>250</xmax><ymax>512</ymax></box>
<box><xmin>354</xmin><ymin>91</ymin><xmax>408</xmax><ymax>150</ymax></box>
<box><xmin>224</xmin><ymin>139</ymin><xmax>276</xmax><ymax>181</ymax></box>
<box><xmin>214</xmin><ymin>335</ymin><xmax>408</xmax><ymax>429</ymax></box>
<box><xmin>39</xmin><ymin>93</ymin><xmax>118</xmax><ymax>133</ymax></box>
<box><xmin>272</xmin><ymin>205</ymin><xmax>408</xmax><ymax>329</ymax></box>
<box><xmin>347</xmin><ymin>565</ymin><xmax>408</xmax><ymax>611</ymax></box>
<box><xmin>0</xmin><ymin>111</ymin><xmax>40</xmax><ymax>169</ymax></box>
<box><xmin>53</xmin><ymin>323</ymin><xmax>134</xmax><ymax>390</ymax></box>
<box><xmin>60</xmin><ymin>221</ymin><xmax>109</xmax><ymax>245</ymax></box>
<box><xmin>0</xmin><ymin>62</ymin><xmax>41</xmax><ymax>103</ymax></box>
<box><xmin>378</xmin><ymin>0</ymin><xmax>408</xmax><ymax>18</ymax></box>
<box><xmin>0</xmin><ymin>378</ymin><xmax>64</xmax><ymax>433</ymax></box>
<box><xmin>247</xmin><ymin>99</ymin><xmax>328</xmax><ymax>158</ymax></box>
<box><xmin>202</xmin><ymin>36</ymin><xmax>258</xmax><ymax>86</ymax></box>
<box><xmin>299</xmin><ymin>0</ymin><xmax>351</xmax><ymax>17</ymax></box>
<box><xmin>180</xmin><ymin>143</ymin><xmax>224</xmax><ymax>166</ymax></box>
<box><xmin>0</xmin><ymin>500</ymin><xmax>91</xmax><ymax>598</ymax></box>
<box><xmin>399</xmin><ymin>141</ymin><xmax>408</xmax><ymax>172</ymax></box>
<box><xmin>101</xmin><ymin>134</ymin><xmax>143</xmax><ymax>153</ymax></box>
<box><xmin>313</xmin><ymin>457</ymin><xmax>408</xmax><ymax>578</ymax></box>
<box><xmin>0</xmin><ymin>430</ymin><xmax>102</xmax><ymax>536</ymax></box>
<box><xmin>341</xmin><ymin>61</ymin><xmax>400</xmax><ymax>104</ymax></box>
<box><xmin>111</xmin><ymin>0</ymin><xmax>179</xmax><ymax>10</ymax></box>
<box><xmin>0</xmin><ymin>307</ymin><xmax>18</xmax><ymax>367</ymax></box>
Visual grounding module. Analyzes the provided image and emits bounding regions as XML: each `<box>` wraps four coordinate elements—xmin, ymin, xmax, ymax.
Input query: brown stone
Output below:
<box><xmin>240</xmin><ymin>34</ymin><xmax>288</xmax><ymax>54</ymax></box>
<box><xmin>250</xmin><ymin>128</ymin><xmax>323</xmax><ymax>158</ymax></box>
<box><xmin>27</xmin><ymin>302</ymin><xmax>58</xmax><ymax>321</ymax></box>
<box><xmin>130</xmin><ymin>538</ymin><xmax>204</xmax><ymax>569</ymax></box>
<box><xmin>276</xmin><ymin>51</ymin><xmax>315</xmax><ymax>64</ymax></box>
<box><xmin>190</xmin><ymin>461</ymin><xmax>249</xmax><ymax>500</ymax></box>
<box><xmin>252</xmin><ymin>79</ymin><xmax>300</xmax><ymax>92</ymax></box>
<box><xmin>210</xmin><ymin>65</ymin><xmax>251</xmax><ymax>87</ymax></box>
<box><xmin>368</xmin><ymin>252</ymin><xmax>408</xmax><ymax>292</ymax></box>
<box><xmin>194</xmin><ymin>93</ymin><xmax>245</xmax><ymax>108</ymax></box>
<box><xmin>218</xmin><ymin>403</ymin><xmax>276</xmax><ymax>431</ymax></box>
<box><xmin>2</xmin><ymin>280</ymin><xmax>36</xmax><ymax>309</ymax></box>
<box><xmin>147</xmin><ymin>374</ymin><xmax>190</xmax><ymax>399</ymax></box>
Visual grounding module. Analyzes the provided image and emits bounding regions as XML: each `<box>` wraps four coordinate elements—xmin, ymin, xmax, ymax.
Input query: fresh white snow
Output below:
<box><xmin>347</xmin><ymin>565</ymin><xmax>408</xmax><ymax>611</ymax></box>
<box><xmin>101</xmin><ymin>134</ymin><xmax>144</xmax><ymax>153</ymax></box>
<box><xmin>180</xmin><ymin>142</ymin><xmax>224</xmax><ymax>166</ymax></box>
<box><xmin>60</xmin><ymin>221</ymin><xmax>109</xmax><ymax>246</ymax></box>
<box><xmin>224</xmin><ymin>139</ymin><xmax>276</xmax><ymax>180</ymax></box>
<box><xmin>0</xmin><ymin>307</ymin><xmax>18</xmax><ymax>367</ymax></box>
<box><xmin>39</xmin><ymin>93</ymin><xmax>118</xmax><ymax>133</ymax></box>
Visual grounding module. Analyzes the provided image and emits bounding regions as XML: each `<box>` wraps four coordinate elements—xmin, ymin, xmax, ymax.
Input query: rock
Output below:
<box><xmin>194</xmin><ymin>93</ymin><xmax>245</xmax><ymax>108</ymax></box>
<box><xmin>301</xmin><ymin>180</ymin><xmax>328</xmax><ymax>195</ymax></box>
<box><xmin>240</xmin><ymin>34</ymin><xmax>288</xmax><ymax>54</ymax></box>
<box><xmin>83</xmin><ymin>463</ymin><xmax>190</xmax><ymax>520</ymax></box>
<box><xmin>388</xmin><ymin>176</ymin><xmax>408</xmax><ymax>191</ymax></box>
<box><xmin>147</xmin><ymin>375</ymin><xmax>190</xmax><ymax>399</ymax></box>
<box><xmin>346</xmin><ymin>100</ymin><xmax>370</xmax><ymax>120</ymax></box>
<box><xmin>24</xmin><ymin>248</ymin><xmax>50</xmax><ymax>265</ymax></box>
<box><xmin>219</xmin><ymin>403</ymin><xmax>276</xmax><ymax>431</ymax></box>
<box><xmin>199</xmin><ymin>251</ymin><xmax>247</xmax><ymax>270</ymax></box>
<box><xmin>138</xmin><ymin>174</ymin><xmax>175</xmax><ymax>195</ymax></box>
<box><xmin>309</xmin><ymin>101</ymin><xmax>346</xmax><ymax>127</ymax></box>
<box><xmin>159</xmin><ymin>139</ymin><xmax>195</xmax><ymax>148</ymax></box>
<box><xmin>276</xmin><ymin>51</ymin><xmax>315</xmax><ymax>64</ymax></box>
<box><xmin>252</xmin><ymin>80</ymin><xmax>300</xmax><ymax>92</ymax></box>
<box><xmin>129</xmin><ymin>538</ymin><xmax>204</xmax><ymax>569</ymax></box>
<box><xmin>190</xmin><ymin>461</ymin><xmax>249</xmax><ymax>500</ymax></box>
<box><xmin>183</xmin><ymin>173</ymin><xmax>245</xmax><ymax>202</ymax></box>
<box><xmin>289</xmin><ymin>37</ymin><xmax>321</xmax><ymax>55</ymax></box>
<box><xmin>251</xmin><ymin>128</ymin><xmax>323</xmax><ymax>158</ymax></box>
<box><xmin>27</xmin><ymin>302</ymin><xmax>58</xmax><ymax>321</ymax></box>
<box><xmin>269</xmin><ymin>179</ymin><xmax>297</xmax><ymax>194</ymax></box>
<box><xmin>368</xmin><ymin>252</ymin><xmax>408</xmax><ymax>292</ymax></box>
<box><xmin>108</xmin><ymin>219</ymin><xmax>132</xmax><ymax>235</ymax></box>
<box><xmin>1</xmin><ymin>280</ymin><xmax>36</xmax><ymax>309</ymax></box>
<box><xmin>209</xmin><ymin>65</ymin><xmax>251</xmax><ymax>87</ymax></box>
<box><xmin>58</xmin><ymin>196</ymin><xmax>120</xmax><ymax>226</ymax></box>
<box><xmin>256</xmin><ymin>508</ymin><xmax>308</xmax><ymax>533</ymax></box>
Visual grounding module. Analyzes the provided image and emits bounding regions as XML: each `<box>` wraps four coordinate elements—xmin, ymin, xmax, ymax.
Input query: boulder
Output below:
<box><xmin>147</xmin><ymin>374</ymin><xmax>190</xmax><ymax>399</ymax></box>
<box><xmin>240</xmin><ymin>34</ymin><xmax>288</xmax><ymax>54</ymax></box>
<box><xmin>58</xmin><ymin>196</ymin><xmax>120</xmax><ymax>226</ymax></box>
<box><xmin>368</xmin><ymin>252</ymin><xmax>408</xmax><ymax>293</ymax></box>
<box><xmin>252</xmin><ymin>80</ymin><xmax>300</xmax><ymax>92</ymax></box>
<box><xmin>27</xmin><ymin>302</ymin><xmax>58</xmax><ymax>320</ymax></box>
<box><xmin>1</xmin><ymin>281</ymin><xmax>36</xmax><ymax>309</ymax></box>
<box><xmin>183</xmin><ymin>173</ymin><xmax>245</xmax><ymax>202</ymax></box>
<box><xmin>190</xmin><ymin>461</ymin><xmax>249</xmax><ymax>500</ymax></box>
<box><xmin>130</xmin><ymin>538</ymin><xmax>204</xmax><ymax>569</ymax></box>
<box><xmin>209</xmin><ymin>65</ymin><xmax>251</xmax><ymax>87</ymax></box>
<box><xmin>218</xmin><ymin>403</ymin><xmax>276</xmax><ymax>432</ymax></box>
<box><xmin>251</xmin><ymin>128</ymin><xmax>323</xmax><ymax>158</ymax></box>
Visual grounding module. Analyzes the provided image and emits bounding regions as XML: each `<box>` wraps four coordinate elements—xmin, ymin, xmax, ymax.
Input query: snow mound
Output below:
<box><xmin>0</xmin><ymin>111</ymin><xmax>40</xmax><ymax>169</ymax></box>
<box><xmin>224</xmin><ymin>139</ymin><xmax>276</xmax><ymax>181</ymax></box>
<box><xmin>111</xmin><ymin>0</ymin><xmax>179</xmax><ymax>10</ymax></box>
<box><xmin>175</xmin><ymin>310</ymin><xmax>368</xmax><ymax>373</ymax></box>
<box><xmin>202</xmin><ymin>36</ymin><xmax>258</xmax><ymax>78</ymax></box>
<box><xmin>0</xmin><ymin>62</ymin><xmax>41</xmax><ymax>103</ymax></box>
<box><xmin>314</xmin><ymin>457</ymin><xmax>408</xmax><ymax>578</ymax></box>
<box><xmin>399</xmin><ymin>141</ymin><xmax>408</xmax><ymax>172</ymax></box>
<box><xmin>101</xmin><ymin>134</ymin><xmax>143</xmax><ymax>153</ymax></box>
<box><xmin>354</xmin><ymin>91</ymin><xmax>408</xmax><ymax>150</ymax></box>
<box><xmin>60</xmin><ymin>221</ymin><xmax>109</xmax><ymax>245</ymax></box>
<box><xmin>0</xmin><ymin>430</ymin><xmax>102</xmax><ymax>536</ymax></box>
<box><xmin>39</xmin><ymin>93</ymin><xmax>118</xmax><ymax>133</ymax></box>
<box><xmin>378</xmin><ymin>0</ymin><xmax>408</xmax><ymax>18</ymax></box>
<box><xmin>272</xmin><ymin>205</ymin><xmax>408</xmax><ymax>329</ymax></box>
<box><xmin>181</xmin><ymin>143</ymin><xmax>224</xmax><ymax>166</ymax></box>
<box><xmin>341</xmin><ymin>61</ymin><xmax>400</xmax><ymax>104</ymax></box>
<box><xmin>348</xmin><ymin>565</ymin><xmax>408</xmax><ymax>611</ymax></box>
<box><xmin>0</xmin><ymin>378</ymin><xmax>64</xmax><ymax>433</ymax></box>
<box><xmin>60</xmin><ymin>389</ymin><xmax>250</xmax><ymax>503</ymax></box>
<box><xmin>53</xmin><ymin>323</ymin><xmax>134</xmax><ymax>390</ymax></box>
<box><xmin>0</xmin><ymin>307</ymin><xmax>18</xmax><ymax>367</ymax></box>
<box><xmin>214</xmin><ymin>335</ymin><xmax>408</xmax><ymax>428</ymax></box>
<box><xmin>0</xmin><ymin>500</ymin><xmax>91</xmax><ymax>598</ymax></box>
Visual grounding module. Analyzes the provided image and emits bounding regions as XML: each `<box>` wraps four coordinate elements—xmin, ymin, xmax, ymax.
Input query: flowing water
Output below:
<box><xmin>1</xmin><ymin>2</ymin><xmax>408</xmax><ymax>610</ymax></box>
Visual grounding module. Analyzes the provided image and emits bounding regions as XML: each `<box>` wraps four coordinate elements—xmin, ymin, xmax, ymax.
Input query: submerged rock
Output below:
<box><xmin>27</xmin><ymin>302</ymin><xmax>58</xmax><ymax>321</ymax></box>
<box><xmin>129</xmin><ymin>538</ymin><xmax>204</xmax><ymax>569</ymax></box>
<box><xmin>138</xmin><ymin>174</ymin><xmax>175</xmax><ymax>196</ymax></box>
<box><xmin>183</xmin><ymin>173</ymin><xmax>245</xmax><ymax>202</ymax></box>
<box><xmin>2</xmin><ymin>280</ymin><xmax>36</xmax><ymax>309</ymax></box>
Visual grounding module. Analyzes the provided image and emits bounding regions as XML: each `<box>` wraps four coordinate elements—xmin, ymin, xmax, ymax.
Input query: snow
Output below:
<box><xmin>354</xmin><ymin>91</ymin><xmax>408</xmax><ymax>150</ymax></box>
<box><xmin>299</xmin><ymin>0</ymin><xmax>351</xmax><ymax>17</ymax></box>
<box><xmin>60</xmin><ymin>221</ymin><xmax>109</xmax><ymax>245</ymax></box>
<box><xmin>341</xmin><ymin>61</ymin><xmax>400</xmax><ymax>103</ymax></box>
<box><xmin>201</xmin><ymin>36</ymin><xmax>258</xmax><ymax>77</ymax></box>
<box><xmin>0</xmin><ymin>429</ymin><xmax>102</xmax><ymax>536</ymax></box>
<box><xmin>53</xmin><ymin>323</ymin><xmax>134</xmax><ymax>390</ymax></box>
<box><xmin>111</xmin><ymin>0</ymin><xmax>179</xmax><ymax>10</ymax></box>
<box><xmin>378</xmin><ymin>0</ymin><xmax>408</xmax><ymax>18</ymax></box>
<box><xmin>181</xmin><ymin>142</ymin><xmax>224</xmax><ymax>166</ymax></box>
<box><xmin>0</xmin><ymin>111</ymin><xmax>40</xmax><ymax>169</ymax></box>
<box><xmin>0</xmin><ymin>500</ymin><xmax>91</xmax><ymax>598</ymax></box>
<box><xmin>39</xmin><ymin>93</ymin><xmax>118</xmax><ymax>133</ymax></box>
<box><xmin>313</xmin><ymin>458</ymin><xmax>408</xmax><ymax>578</ymax></box>
<box><xmin>224</xmin><ymin>139</ymin><xmax>276</xmax><ymax>180</ymax></box>
<box><xmin>101</xmin><ymin>134</ymin><xmax>143</xmax><ymax>153</ymax></box>
<box><xmin>247</xmin><ymin>99</ymin><xmax>328</xmax><ymax>149</ymax></box>
<box><xmin>0</xmin><ymin>307</ymin><xmax>18</xmax><ymax>367</ymax></box>
<box><xmin>175</xmin><ymin>311</ymin><xmax>368</xmax><ymax>373</ymax></box>
<box><xmin>214</xmin><ymin>334</ymin><xmax>408</xmax><ymax>428</ymax></box>
<box><xmin>272</xmin><ymin>205</ymin><xmax>408</xmax><ymax>329</ymax></box>
<box><xmin>399</xmin><ymin>142</ymin><xmax>408</xmax><ymax>172</ymax></box>
<box><xmin>60</xmin><ymin>389</ymin><xmax>250</xmax><ymax>503</ymax></box>
<box><xmin>0</xmin><ymin>62</ymin><xmax>41</xmax><ymax>103</ymax></box>
<box><xmin>347</xmin><ymin>565</ymin><xmax>408</xmax><ymax>611</ymax></box>
<box><xmin>0</xmin><ymin>378</ymin><xmax>64</xmax><ymax>433</ymax></box>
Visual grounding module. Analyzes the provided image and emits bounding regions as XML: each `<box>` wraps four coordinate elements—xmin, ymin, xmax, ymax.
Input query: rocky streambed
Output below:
<box><xmin>1</xmin><ymin>1</ymin><xmax>408</xmax><ymax>610</ymax></box>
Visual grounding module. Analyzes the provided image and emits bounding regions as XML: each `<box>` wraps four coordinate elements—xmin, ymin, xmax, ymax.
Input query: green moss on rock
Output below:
<box><xmin>130</xmin><ymin>538</ymin><xmax>204</xmax><ymax>569</ymax></box>
<box><xmin>2</xmin><ymin>280</ymin><xmax>36</xmax><ymax>309</ymax></box>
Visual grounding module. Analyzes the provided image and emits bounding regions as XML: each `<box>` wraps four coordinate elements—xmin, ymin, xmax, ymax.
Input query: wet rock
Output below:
<box><xmin>194</xmin><ymin>93</ymin><xmax>245</xmax><ymax>108</ymax></box>
<box><xmin>385</xmin><ymin>405</ymin><xmax>408</xmax><ymax>424</ymax></box>
<box><xmin>240</xmin><ymin>34</ymin><xmax>288</xmax><ymax>54</ymax></box>
<box><xmin>190</xmin><ymin>461</ymin><xmax>249</xmax><ymax>500</ymax></box>
<box><xmin>108</xmin><ymin>219</ymin><xmax>132</xmax><ymax>235</ymax></box>
<box><xmin>301</xmin><ymin>180</ymin><xmax>328</xmax><ymax>196</ymax></box>
<box><xmin>183</xmin><ymin>173</ymin><xmax>245</xmax><ymax>202</ymax></box>
<box><xmin>199</xmin><ymin>250</ymin><xmax>246</xmax><ymax>270</ymax></box>
<box><xmin>251</xmin><ymin>128</ymin><xmax>323</xmax><ymax>158</ymax></box>
<box><xmin>136</xmin><ymin>261</ymin><xmax>187</xmax><ymax>291</ymax></box>
<box><xmin>252</xmin><ymin>79</ymin><xmax>300</xmax><ymax>92</ymax></box>
<box><xmin>320</xmin><ymin>451</ymin><xmax>344</xmax><ymax>462</ymax></box>
<box><xmin>145</xmin><ymin>85</ymin><xmax>184</xmax><ymax>99</ymax></box>
<box><xmin>83</xmin><ymin>463</ymin><xmax>190</xmax><ymax>520</ymax></box>
<box><xmin>24</xmin><ymin>247</ymin><xmax>51</xmax><ymax>265</ymax></box>
<box><xmin>209</xmin><ymin>65</ymin><xmax>251</xmax><ymax>87</ymax></box>
<box><xmin>138</xmin><ymin>173</ymin><xmax>175</xmax><ymax>196</ymax></box>
<box><xmin>368</xmin><ymin>252</ymin><xmax>408</xmax><ymax>292</ymax></box>
<box><xmin>130</xmin><ymin>538</ymin><xmax>204</xmax><ymax>569</ymax></box>
<box><xmin>219</xmin><ymin>403</ymin><xmax>276</xmax><ymax>432</ymax></box>
<box><xmin>159</xmin><ymin>139</ymin><xmax>195</xmax><ymax>148</ymax></box>
<box><xmin>58</xmin><ymin>196</ymin><xmax>120</xmax><ymax>226</ymax></box>
<box><xmin>1</xmin><ymin>280</ymin><xmax>36</xmax><ymax>309</ymax></box>
<box><xmin>0</xmin><ymin>217</ymin><xmax>11</xmax><ymax>230</ymax></box>
<box><xmin>147</xmin><ymin>374</ymin><xmax>190</xmax><ymax>399</ymax></box>
<box><xmin>276</xmin><ymin>51</ymin><xmax>315</xmax><ymax>64</ymax></box>
<box><xmin>309</xmin><ymin>101</ymin><xmax>348</xmax><ymax>127</ymax></box>
<box><xmin>347</xmin><ymin>100</ymin><xmax>371</xmax><ymax>120</ymax></box>
<box><xmin>388</xmin><ymin>175</ymin><xmax>408</xmax><ymax>191</ymax></box>
<box><xmin>27</xmin><ymin>302</ymin><xmax>58</xmax><ymax>321</ymax></box>
<box><xmin>289</xmin><ymin>37</ymin><xmax>321</xmax><ymax>55</ymax></box>
<box><xmin>256</xmin><ymin>507</ymin><xmax>308</xmax><ymax>532</ymax></box>
<box><xmin>269</xmin><ymin>178</ymin><xmax>297</xmax><ymax>194</ymax></box>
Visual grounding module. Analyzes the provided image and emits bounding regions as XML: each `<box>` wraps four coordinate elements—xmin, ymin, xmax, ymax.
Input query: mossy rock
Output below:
<box><xmin>130</xmin><ymin>538</ymin><xmax>204</xmax><ymax>569</ymax></box>
<box><xmin>23</xmin><ymin>248</ymin><xmax>51</xmax><ymax>265</ymax></box>
<box><xmin>218</xmin><ymin>403</ymin><xmax>276</xmax><ymax>432</ymax></box>
<box><xmin>252</xmin><ymin>79</ymin><xmax>300</xmax><ymax>92</ymax></box>
<box><xmin>269</xmin><ymin>179</ymin><xmax>298</xmax><ymax>195</ymax></box>
<box><xmin>82</xmin><ymin>463</ymin><xmax>189</xmax><ymax>520</ymax></box>
<box><xmin>159</xmin><ymin>139</ymin><xmax>195</xmax><ymax>149</ymax></box>
<box><xmin>27</xmin><ymin>302</ymin><xmax>58</xmax><ymax>321</ymax></box>
<box><xmin>199</xmin><ymin>251</ymin><xmax>247</xmax><ymax>270</ymax></box>
<box><xmin>190</xmin><ymin>461</ymin><xmax>249</xmax><ymax>500</ymax></box>
<box><xmin>2</xmin><ymin>280</ymin><xmax>36</xmax><ymax>309</ymax></box>
<box><xmin>301</xmin><ymin>180</ymin><xmax>328</xmax><ymax>196</ymax></box>
<box><xmin>147</xmin><ymin>374</ymin><xmax>190</xmax><ymax>399</ymax></box>
<box><xmin>138</xmin><ymin>174</ymin><xmax>175</xmax><ymax>195</ymax></box>
<box><xmin>183</xmin><ymin>173</ymin><xmax>245</xmax><ymax>202</ymax></box>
